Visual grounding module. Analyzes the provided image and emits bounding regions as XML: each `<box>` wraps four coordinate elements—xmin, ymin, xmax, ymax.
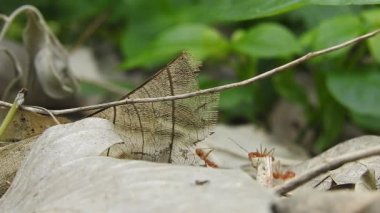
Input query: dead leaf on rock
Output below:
<box><xmin>0</xmin><ymin>118</ymin><xmax>275</xmax><ymax>213</ymax></box>
<box><xmin>0</xmin><ymin>136</ymin><xmax>37</xmax><ymax>196</ymax></box>
<box><xmin>290</xmin><ymin>136</ymin><xmax>380</xmax><ymax>192</ymax></box>
<box><xmin>0</xmin><ymin>109</ymin><xmax>69</xmax><ymax>142</ymax></box>
<box><xmin>91</xmin><ymin>53</ymin><xmax>219</xmax><ymax>165</ymax></box>
<box><xmin>355</xmin><ymin>169</ymin><xmax>377</xmax><ymax>192</ymax></box>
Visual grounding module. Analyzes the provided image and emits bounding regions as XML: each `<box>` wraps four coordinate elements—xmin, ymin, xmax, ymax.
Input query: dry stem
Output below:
<box><xmin>274</xmin><ymin>145</ymin><xmax>380</xmax><ymax>195</ymax></box>
<box><xmin>0</xmin><ymin>29</ymin><xmax>380</xmax><ymax>115</ymax></box>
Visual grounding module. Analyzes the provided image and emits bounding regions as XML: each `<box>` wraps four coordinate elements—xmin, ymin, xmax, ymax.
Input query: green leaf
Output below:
<box><xmin>201</xmin><ymin>0</ymin><xmax>380</xmax><ymax>22</ymax></box>
<box><xmin>198</xmin><ymin>0</ymin><xmax>304</xmax><ymax>22</ymax></box>
<box><xmin>289</xmin><ymin>5</ymin><xmax>354</xmax><ymax>29</ymax></box>
<box><xmin>367</xmin><ymin>36</ymin><xmax>380</xmax><ymax>63</ymax></box>
<box><xmin>300</xmin><ymin>28</ymin><xmax>317</xmax><ymax>49</ymax></box>
<box><xmin>120</xmin><ymin>0</ymin><xmax>377</xmax><ymax>69</ymax></box>
<box><xmin>314</xmin><ymin>71</ymin><xmax>345</xmax><ymax>152</ymax></box>
<box><xmin>307</xmin><ymin>0</ymin><xmax>380</xmax><ymax>4</ymax></box>
<box><xmin>326</xmin><ymin>70</ymin><xmax>380</xmax><ymax>117</ymax></box>
<box><xmin>232</xmin><ymin>23</ymin><xmax>302</xmax><ymax>58</ymax></box>
<box><xmin>362</xmin><ymin>9</ymin><xmax>380</xmax><ymax>63</ymax></box>
<box><xmin>273</xmin><ymin>71</ymin><xmax>309</xmax><ymax>107</ymax></box>
<box><xmin>121</xmin><ymin>0</ymin><xmax>203</xmax><ymax>57</ymax></box>
<box><xmin>219</xmin><ymin>86</ymin><xmax>256</xmax><ymax>121</ymax></box>
<box><xmin>351</xmin><ymin>112</ymin><xmax>380</xmax><ymax>132</ymax></box>
<box><xmin>312</xmin><ymin>15</ymin><xmax>363</xmax><ymax>57</ymax></box>
<box><xmin>123</xmin><ymin>24</ymin><xmax>228</xmax><ymax>69</ymax></box>
<box><xmin>362</xmin><ymin>8</ymin><xmax>380</xmax><ymax>27</ymax></box>
<box><xmin>121</xmin><ymin>0</ymin><xmax>304</xmax><ymax>60</ymax></box>
<box><xmin>314</xmin><ymin>101</ymin><xmax>345</xmax><ymax>152</ymax></box>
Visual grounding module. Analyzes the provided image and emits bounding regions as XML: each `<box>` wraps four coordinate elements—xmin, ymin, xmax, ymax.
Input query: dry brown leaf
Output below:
<box><xmin>0</xmin><ymin>6</ymin><xmax>79</xmax><ymax>108</ymax></box>
<box><xmin>0</xmin><ymin>109</ymin><xmax>69</xmax><ymax>196</ymax></box>
<box><xmin>23</xmin><ymin>8</ymin><xmax>78</xmax><ymax>102</ymax></box>
<box><xmin>290</xmin><ymin>136</ymin><xmax>380</xmax><ymax>192</ymax></box>
<box><xmin>0</xmin><ymin>136</ymin><xmax>37</xmax><ymax>196</ymax></box>
<box><xmin>0</xmin><ymin>109</ymin><xmax>69</xmax><ymax>142</ymax></box>
<box><xmin>91</xmin><ymin>53</ymin><xmax>219</xmax><ymax>165</ymax></box>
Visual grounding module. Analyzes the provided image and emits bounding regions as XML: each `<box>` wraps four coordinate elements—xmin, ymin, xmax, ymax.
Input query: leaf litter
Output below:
<box><xmin>0</xmin><ymin>118</ymin><xmax>275</xmax><ymax>213</ymax></box>
<box><xmin>290</xmin><ymin>136</ymin><xmax>380</xmax><ymax>192</ymax></box>
<box><xmin>1</xmin><ymin>5</ymin><xmax>380</xmax><ymax>213</ymax></box>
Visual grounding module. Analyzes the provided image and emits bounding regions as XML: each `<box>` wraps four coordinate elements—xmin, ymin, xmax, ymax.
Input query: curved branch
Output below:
<box><xmin>0</xmin><ymin>29</ymin><xmax>380</xmax><ymax>115</ymax></box>
<box><xmin>274</xmin><ymin>145</ymin><xmax>380</xmax><ymax>196</ymax></box>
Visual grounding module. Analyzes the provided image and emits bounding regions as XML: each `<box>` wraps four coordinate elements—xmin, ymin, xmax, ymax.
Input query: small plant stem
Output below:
<box><xmin>0</xmin><ymin>89</ymin><xmax>27</xmax><ymax>138</ymax></box>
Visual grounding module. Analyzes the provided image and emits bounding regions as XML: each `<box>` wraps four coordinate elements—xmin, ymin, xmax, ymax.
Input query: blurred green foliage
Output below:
<box><xmin>3</xmin><ymin>0</ymin><xmax>380</xmax><ymax>152</ymax></box>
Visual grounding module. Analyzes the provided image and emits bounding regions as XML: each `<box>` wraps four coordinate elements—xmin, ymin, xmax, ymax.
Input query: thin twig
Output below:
<box><xmin>274</xmin><ymin>145</ymin><xmax>380</xmax><ymax>196</ymax></box>
<box><xmin>1</xmin><ymin>28</ymin><xmax>380</xmax><ymax>115</ymax></box>
<box><xmin>29</xmin><ymin>106</ymin><xmax>60</xmax><ymax>124</ymax></box>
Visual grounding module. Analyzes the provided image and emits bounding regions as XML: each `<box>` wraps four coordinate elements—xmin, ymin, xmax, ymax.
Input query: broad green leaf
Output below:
<box><xmin>155</xmin><ymin>24</ymin><xmax>228</xmax><ymax>58</ymax></box>
<box><xmin>120</xmin><ymin>0</ymin><xmax>378</xmax><ymax>68</ymax></box>
<box><xmin>289</xmin><ymin>5</ymin><xmax>354</xmax><ymax>29</ymax></box>
<box><xmin>121</xmin><ymin>0</ymin><xmax>303</xmax><ymax>60</ymax></box>
<box><xmin>326</xmin><ymin>70</ymin><xmax>380</xmax><ymax>117</ymax></box>
<box><xmin>198</xmin><ymin>0</ymin><xmax>304</xmax><ymax>22</ymax></box>
<box><xmin>351</xmin><ymin>112</ymin><xmax>380</xmax><ymax>132</ymax></box>
<box><xmin>232</xmin><ymin>23</ymin><xmax>302</xmax><ymax>58</ymax></box>
<box><xmin>121</xmin><ymin>0</ymin><xmax>201</xmax><ymax>57</ymax></box>
<box><xmin>299</xmin><ymin>28</ymin><xmax>317</xmax><ymax>48</ymax></box>
<box><xmin>273</xmin><ymin>71</ymin><xmax>309</xmax><ymax>107</ymax></box>
<box><xmin>200</xmin><ymin>0</ymin><xmax>380</xmax><ymax>22</ymax></box>
<box><xmin>313</xmin><ymin>15</ymin><xmax>363</xmax><ymax>57</ymax></box>
<box><xmin>123</xmin><ymin>24</ymin><xmax>228</xmax><ymax>69</ymax></box>
<box><xmin>362</xmin><ymin>8</ymin><xmax>380</xmax><ymax>27</ymax></box>
<box><xmin>314</xmin><ymin>71</ymin><xmax>345</xmax><ymax>152</ymax></box>
<box><xmin>308</xmin><ymin>0</ymin><xmax>380</xmax><ymax>4</ymax></box>
<box><xmin>314</xmin><ymin>101</ymin><xmax>345</xmax><ymax>152</ymax></box>
<box><xmin>362</xmin><ymin>9</ymin><xmax>380</xmax><ymax>63</ymax></box>
<box><xmin>219</xmin><ymin>86</ymin><xmax>256</xmax><ymax>121</ymax></box>
<box><xmin>368</xmin><ymin>36</ymin><xmax>380</xmax><ymax>63</ymax></box>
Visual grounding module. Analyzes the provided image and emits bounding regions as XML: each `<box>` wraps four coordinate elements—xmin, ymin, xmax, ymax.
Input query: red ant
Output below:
<box><xmin>272</xmin><ymin>162</ymin><xmax>295</xmax><ymax>180</ymax></box>
<box><xmin>229</xmin><ymin>138</ymin><xmax>295</xmax><ymax>182</ymax></box>
<box><xmin>195</xmin><ymin>148</ymin><xmax>219</xmax><ymax>168</ymax></box>
<box><xmin>248</xmin><ymin>145</ymin><xmax>275</xmax><ymax>161</ymax></box>
<box><xmin>229</xmin><ymin>138</ymin><xmax>275</xmax><ymax>164</ymax></box>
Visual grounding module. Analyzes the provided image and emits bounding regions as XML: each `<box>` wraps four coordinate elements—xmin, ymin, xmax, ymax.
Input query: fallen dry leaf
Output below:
<box><xmin>0</xmin><ymin>109</ymin><xmax>69</xmax><ymax>142</ymax></box>
<box><xmin>0</xmin><ymin>136</ymin><xmax>37</xmax><ymax>196</ymax></box>
<box><xmin>23</xmin><ymin>7</ymin><xmax>78</xmax><ymax>102</ymax></box>
<box><xmin>290</xmin><ymin>136</ymin><xmax>380</xmax><ymax>192</ymax></box>
<box><xmin>91</xmin><ymin>53</ymin><xmax>219</xmax><ymax>165</ymax></box>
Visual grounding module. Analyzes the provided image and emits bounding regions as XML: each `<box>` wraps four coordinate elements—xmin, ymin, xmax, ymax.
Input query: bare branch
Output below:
<box><xmin>1</xmin><ymin>28</ymin><xmax>380</xmax><ymax>115</ymax></box>
<box><xmin>274</xmin><ymin>145</ymin><xmax>380</xmax><ymax>196</ymax></box>
<box><xmin>29</xmin><ymin>106</ymin><xmax>61</xmax><ymax>124</ymax></box>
